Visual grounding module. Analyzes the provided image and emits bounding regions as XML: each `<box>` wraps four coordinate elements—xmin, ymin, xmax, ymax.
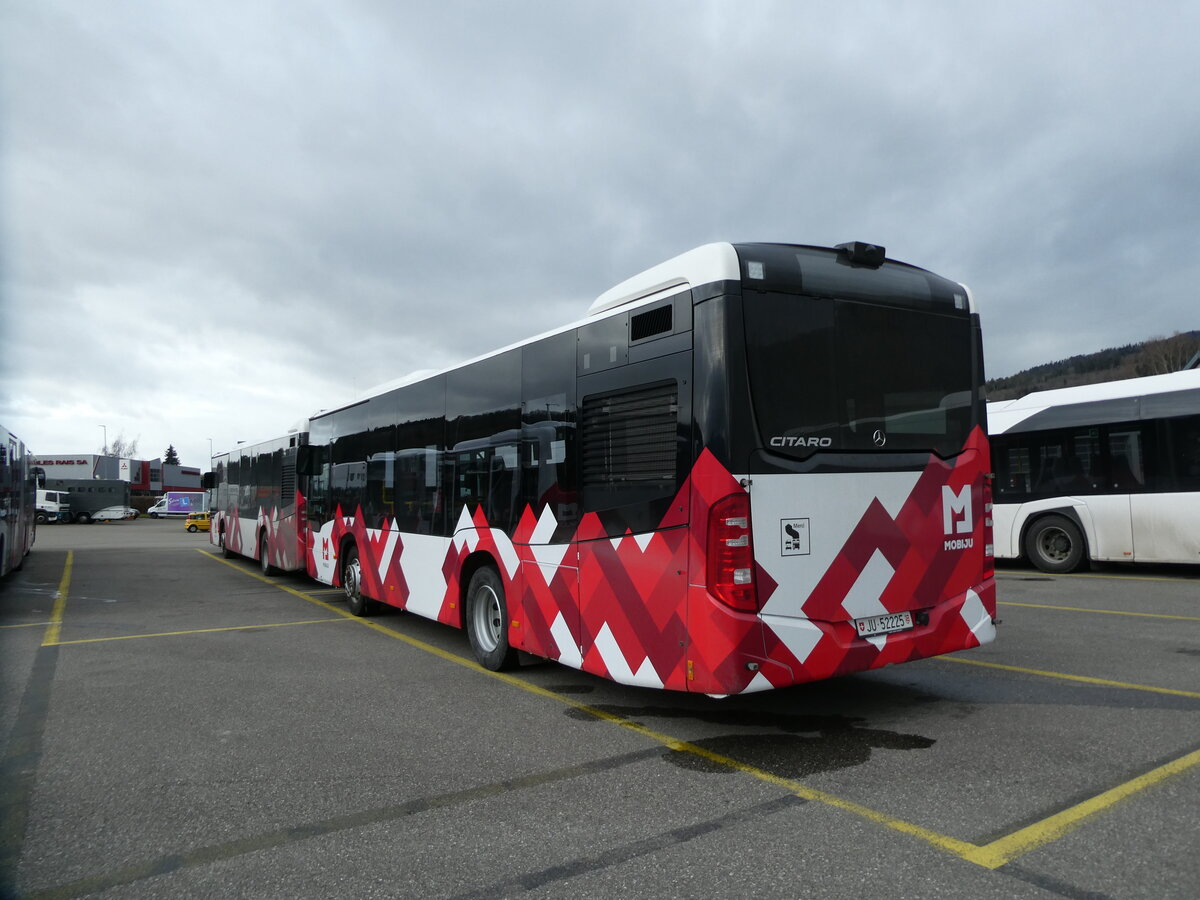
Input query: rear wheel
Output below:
<box><xmin>465</xmin><ymin>566</ymin><xmax>517</xmax><ymax>671</ymax></box>
<box><xmin>342</xmin><ymin>545</ymin><xmax>374</xmax><ymax>616</ymax></box>
<box><xmin>1025</xmin><ymin>515</ymin><xmax>1086</xmax><ymax>573</ymax></box>
<box><xmin>76</xmin><ymin>512</ymin><xmax>92</xmax><ymax>525</ymax></box>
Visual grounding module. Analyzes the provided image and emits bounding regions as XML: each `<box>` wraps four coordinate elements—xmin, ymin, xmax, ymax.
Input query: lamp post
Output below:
<box><xmin>100</xmin><ymin>424</ymin><xmax>107</xmax><ymax>456</ymax></box>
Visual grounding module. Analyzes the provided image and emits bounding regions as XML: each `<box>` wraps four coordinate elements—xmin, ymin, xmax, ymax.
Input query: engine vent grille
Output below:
<box><xmin>281</xmin><ymin>460</ymin><xmax>296</xmax><ymax>508</ymax></box>
<box><xmin>630</xmin><ymin>305</ymin><xmax>673</xmax><ymax>342</ymax></box>
<box><xmin>581</xmin><ymin>382</ymin><xmax>678</xmax><ymax>493</ymax></box>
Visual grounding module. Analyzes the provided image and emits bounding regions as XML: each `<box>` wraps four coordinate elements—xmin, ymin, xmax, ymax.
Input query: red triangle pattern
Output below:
<box><xmin>240</xmin><ymin>431</ymin><xmax>996</xmax><ymax>695</ymax></box>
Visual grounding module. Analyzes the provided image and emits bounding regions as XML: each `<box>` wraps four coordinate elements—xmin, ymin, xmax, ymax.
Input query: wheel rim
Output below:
<box><xmin>471</xmin><ymin>583</ymin><xmax>503</xmax><ymax>653</ymax></box>
<box><xmin>1037</xmin><ymin>527</ymin><xmax>1072</xmax><ymax>562</ymax></box>
<box><xmin>344</xmin><ymin>558</ymin><xmax>361</xmax><ymax>604</ymax></box>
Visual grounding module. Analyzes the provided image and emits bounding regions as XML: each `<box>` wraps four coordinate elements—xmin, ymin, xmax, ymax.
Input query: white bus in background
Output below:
<box><xmin>988</xmin><ymin>369</ymin><xmax>1200</xmax><ymax>572</ymax></box>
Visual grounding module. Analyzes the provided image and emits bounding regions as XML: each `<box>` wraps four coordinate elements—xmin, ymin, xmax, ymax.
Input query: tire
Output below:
<box><xmin>220</xmin><ymin>528</ymin><xmax>235</xmax><ymax>559</ymax></box>
<box><xmin>76</xmin><ymin>512</ymin><xmax>92</xmax><ymax>525</ymax></box>
<box><xmin>1025</xmin><ymin>515</ymin><xmax>1087</xmax><ymax>574</ymax></box>
<box><xmin>342</xmin><ymin>545</ymin><xmax>374</xmax><ymax>616</ymax></box>
<box><xmin>36</xmin><ymin>513</ymin><xmax>47</xmax><ymax>525</ymax></box>
<box><xmin>259</xmin><ymin>533</ymin><xmax>276</xmax><ymax>576</ymax></box>
<box><xmin>187</xmin><ymin>524</ymin><xmax>198</xmax><ymax>533</ymax></box>
<box><xmin>465</xmin><ymin>566</ymin><xmax>517</xmax><ymax>671</ymax></box>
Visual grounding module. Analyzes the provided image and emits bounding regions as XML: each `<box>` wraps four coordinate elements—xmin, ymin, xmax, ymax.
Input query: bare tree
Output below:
<box><xmin>1135</xmin><ymin>332</ymin><xmax>1200</xmax><ymax>376</ymax></box>
<box><xmin>106</xmin><ymin>433</ymin><xmax>140</xmax><ymax>458</ymax></box>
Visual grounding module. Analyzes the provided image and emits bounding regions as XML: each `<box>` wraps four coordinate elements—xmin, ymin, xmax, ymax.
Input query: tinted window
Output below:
<box><xmin>736</xmin><ymin>244</ymin><xmax>970</xmax><ymax>312</ymax></box>
<box><xmin>394</xmin><ymin>376</ymin><xmax>447</xmax><ymax>535</ymax></box>
<box><xmin>447</xmin><ymin>351</ymin><xmax>521</xmax><ymax>448</ymax></box>
<box><xmin>993</xmin><ymin>414</ymin><xmax>1200</xmax><ymax>500</ymax></box>
<box><xmin>523</xmin><ymin>332</ymin><xmax>579</xmax><ymax>539</ymax></box>
<box><xmin>446</xmin><ymin>351</ymin><xmax>522</xmax><ymax>530</ymax></box>
<box><xmin>1152</xmin><ymin>415</ymin><xmax>1200</xmax><ymax>494</ymax></box>
<box><xmin>743</xmin><ymin>293</ymin><xmax>976</xmax><ymax>458</ymax></box>
<box><xmin>995</xmin><ymin>423</ymin><xmax>1146</xmax><ymax>500</ymax></box>
<box><xmin>329</xmin><ymin>397</ymin><xmax>398</xmax><ymax>527</ymax></box>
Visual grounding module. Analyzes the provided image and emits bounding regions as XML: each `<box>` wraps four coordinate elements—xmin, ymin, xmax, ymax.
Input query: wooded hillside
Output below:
<box><xmin>985</xmin><ymin>331</ymin><xmax>1200</xmax><ymax>401</ymax></box>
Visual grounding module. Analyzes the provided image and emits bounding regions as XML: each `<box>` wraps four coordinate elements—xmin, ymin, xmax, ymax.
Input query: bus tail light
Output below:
<box><xmin>708</xmin><ymin>493</ymin><xmax>759</xmax><ymax>612</ymax></box>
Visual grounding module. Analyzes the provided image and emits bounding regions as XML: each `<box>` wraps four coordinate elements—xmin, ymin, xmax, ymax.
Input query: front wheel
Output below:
<box><xmin>220</xmin><ymin>529</ymin><xmax>234</xmax><ymax>559</ymax></box>
<box><xmin>36</xmin><ymin>513</ymin><xmax>47</xmax><ymax>525</ymax></box>
<box><xmin>187</xmin><ymin>524</ymin><xmax>198</xmax><ymax>533</ymax></box>
<box><xmin>1025</xmin><ymin>515</ymin><xmax>1087</xmax><ymax>573</ymax></box>
<box><xmin>465</xmin><ymin>566</ymin><xmax>518</xmax><ymax>671</ymax></box>
<box><xmin>259</xmin><ymin>533</ymin><xmax>276</xmax><ymax>576</ymax></box>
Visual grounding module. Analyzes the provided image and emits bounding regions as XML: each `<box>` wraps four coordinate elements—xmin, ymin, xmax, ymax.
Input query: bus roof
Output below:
<box><xmin>987</xmin><ymin>369</ymin><xmax>1200</xmax><ymax>435</ymax></box>
<box><xmin>313</xmin><ymin>241</ymin><xmax>967</xmax><ymax>424</ymax></box>
<box><xmin>588</xmin><ymin>243</ymin><xmax>741</xmax><ymax>316</ymax></box>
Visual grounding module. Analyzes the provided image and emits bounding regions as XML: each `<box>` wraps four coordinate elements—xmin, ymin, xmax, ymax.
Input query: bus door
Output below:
<box><xmin>514</xmin><ymin>425</ymin><xmax>581</xmax><ymax>666</ymax></box>
<box><xmin>1124</xmin><ymin>421</ymin><xmax>1199</xmax><ymax>563</ymax></box>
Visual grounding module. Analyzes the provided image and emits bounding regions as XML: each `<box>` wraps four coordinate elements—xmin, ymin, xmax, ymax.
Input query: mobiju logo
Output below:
<box><xmin>942</xmin><ymin>485</ymin><xmax>973</xmax><ymax>550</ymax></box>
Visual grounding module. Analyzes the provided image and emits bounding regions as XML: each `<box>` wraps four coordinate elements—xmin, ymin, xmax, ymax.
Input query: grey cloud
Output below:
<box><xmin>3</xmin><ymin>0</ymin><xmax>1198</xmax><ymax>465</ymax></box>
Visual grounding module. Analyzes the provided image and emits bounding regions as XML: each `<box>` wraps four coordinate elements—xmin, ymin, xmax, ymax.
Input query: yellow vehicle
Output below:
<box><xmin>185</xmin><ymin>511</ymin><xmax>211</xmax><ymax>533</ymax></box>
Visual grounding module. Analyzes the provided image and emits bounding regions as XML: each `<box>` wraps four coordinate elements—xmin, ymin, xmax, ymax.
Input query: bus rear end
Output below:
<box><xmin>688</xmin><ymin>243</ymin><xmax>995</xmax><ymax>694</ymax></box>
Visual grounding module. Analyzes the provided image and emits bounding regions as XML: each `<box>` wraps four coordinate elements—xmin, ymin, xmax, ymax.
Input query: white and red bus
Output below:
<box><xmin>1</xmin><ymin>424</ymin><xmax>37</xmax><ymax>578</ymax></box>
<box><xmin>211</xmin><ymin>241</ymin><xmax>996</xmax><ymax>694</ymax></box>
<box><xmin>988</xmin><ymin>369</ymin><xmax>1200</xmax><ymax>572</ymax></box>
<box><xmin>210</xmin><ymin>433</ymin><xmax>308</xmax><ymax>575</ymax></box>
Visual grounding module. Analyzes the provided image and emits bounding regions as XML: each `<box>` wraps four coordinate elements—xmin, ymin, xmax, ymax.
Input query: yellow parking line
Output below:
<box><xmin>939</xmin><ymin>656</ymin><xmax>1200</xmax><ymax>699</ymax></box>
<box><xmin>201</xmin><ymin>547</ymin><xmax>1200</xmax><ymax>871</ymax></box>
<box><xmin>998</xmin><ymin>570</ymin><xmax>1196</xmax><ymax>584</ymax></box>
<box><xmin>1066</xmin><ymin>571</ymin><xmax>1197</xmax><ymax>584</ymax></box>
<box><xmin>975</xmin><ymin>748</ymin><xmax>1200</xmax><ymax>868</ymax></box>
<box><xmin>997</xmin><ymin>600</ymin><xmax>1200</xmax><ymax>622</ymax></box>
<box><xmin>42</xmin><ymin>551</ymin><xmax>72</xmax><ymax>647</ymax></box>
<box><xmin>52</xmin><ymin>617</ymin><xmax>351</xmax><ymax>646</ymax></box>
<box><xmin>0</xmin><ymin>622</ymin><xmax>55</xmax><ymax>631</ymax></box>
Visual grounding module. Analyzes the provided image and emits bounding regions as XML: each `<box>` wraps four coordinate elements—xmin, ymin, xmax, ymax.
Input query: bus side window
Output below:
<box><xmin>1001</xmin><ymin>447</ymin><xmax>1031</xmax><ymax>496</ymax></box>
<box><xmin>1107</xmin><ymin>430</ymin><xmax>1143</xmax><ymax>490</ymax></box>
<box><xmin>1032</xmin><ymin>443</ymin><xmax>1063</xmax><ymax>496</ymax></box>
<box><xmin>1166</xmin><ymin>415</ymin><xmax>1200</xmax><ymax>491</ymax></box>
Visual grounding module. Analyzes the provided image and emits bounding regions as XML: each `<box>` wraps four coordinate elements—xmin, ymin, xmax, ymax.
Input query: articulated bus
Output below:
<box><xmin>211</xmin><ymin>241</ymin><xmax>997</xmax><ymax>694</ymax></box>
<box><xmin>988</xmin><ymin>369</ymin><xmax>1200</xmax><ymax>572</ymax></box>
<box><xmin>1</xmin><ymin>424</ymin><xmax>37</xmax><ymax>578</ymax></box>
<box><xmin>211</xmin><ymin>433</ymin><xmax>308</xmax><ymax>574</ymax></box>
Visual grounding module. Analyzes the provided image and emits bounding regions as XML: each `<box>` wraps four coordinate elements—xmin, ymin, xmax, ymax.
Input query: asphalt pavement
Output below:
<box><xmin>2</xmin><ymin>518</ymin><xmax>1197</xmax><ymax>899</ymax></box>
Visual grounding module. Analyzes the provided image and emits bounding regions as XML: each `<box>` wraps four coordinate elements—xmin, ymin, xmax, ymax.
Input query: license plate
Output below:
<box><xmin>854</xmin><ymin>611</ymin><xmax>914</xmax><ymax>638</ymax></box>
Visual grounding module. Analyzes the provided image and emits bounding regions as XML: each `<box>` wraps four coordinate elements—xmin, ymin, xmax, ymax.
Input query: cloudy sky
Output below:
<box><xmin>2</xmin><ymin>1</ymin><xmax>1197</xmax><ymax>470</ymax></box>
